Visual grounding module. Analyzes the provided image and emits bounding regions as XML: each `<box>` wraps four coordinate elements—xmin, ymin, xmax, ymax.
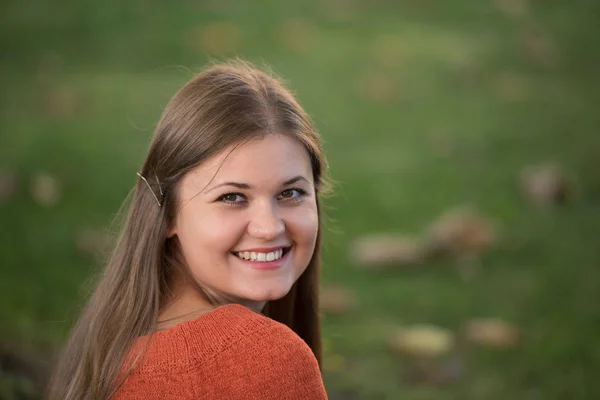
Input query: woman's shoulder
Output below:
<box><xmin>118</xmin><ymin>304</ymin><xmax>327</xmax><ymax>399</ymax></box>
<box><xmin>183</xmin><ymin>303</ymin><xmax>297</xmax><ymax>359</ymax></box>
<box><xmin>192</xmin><ymin>305</ymin><xmax>327</xmax><ymax>399</ymax></box>
<box><xmin>185</xmin><ymin>303</ymin><xmax>317</xmax><ymax>365</ymax></box>
<box><xmin>125</xmin><ymin>304</ymin><xmax>311</xmax><ymax>373</ymax></box>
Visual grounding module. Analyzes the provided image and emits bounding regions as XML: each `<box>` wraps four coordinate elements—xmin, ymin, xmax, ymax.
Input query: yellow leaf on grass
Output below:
<box><xmin>464</xmin><ymin>318</ymin><xmax>519</xmax><ymax>348</ymax></box>
<box><xmin>389</xmin><ymin>324</ymin><xmax>454</xmax><ymax>358</ymax></box>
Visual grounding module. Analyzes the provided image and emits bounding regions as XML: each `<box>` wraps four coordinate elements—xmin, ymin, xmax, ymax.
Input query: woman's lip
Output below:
<box><xmin>233</xmin><ymin>246</ymin><xmax>290</xmax><ymax>253</ymax></box>
<box><xmin>232</xmin><ymin>248</ymin><xmax>291</xmax><ymax>270</ymax></box>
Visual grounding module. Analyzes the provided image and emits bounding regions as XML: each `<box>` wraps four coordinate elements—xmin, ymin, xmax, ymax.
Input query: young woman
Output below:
<box><xmin>47</xmin><ymin>60</ymin><xmax>330</xmax><ymax>399</ymax></box>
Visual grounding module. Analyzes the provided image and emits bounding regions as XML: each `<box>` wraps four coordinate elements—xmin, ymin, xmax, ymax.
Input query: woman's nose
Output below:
<box><xmin>247</xmin><ymin>200</ymin><xmax>285</xmax><ymax>240</ymax></box>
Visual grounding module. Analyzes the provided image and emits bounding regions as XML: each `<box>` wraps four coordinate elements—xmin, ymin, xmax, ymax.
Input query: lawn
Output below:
<box><xmin>1</xmin><ymin>0</ymin><xmax>599</xmax><ymax>398</ymax></box>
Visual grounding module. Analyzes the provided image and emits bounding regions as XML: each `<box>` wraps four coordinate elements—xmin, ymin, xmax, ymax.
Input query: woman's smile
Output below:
<box><xmin>231</xmin><ymin>246</ymin><xmax>292</xmax><ymax>270</ymax></box>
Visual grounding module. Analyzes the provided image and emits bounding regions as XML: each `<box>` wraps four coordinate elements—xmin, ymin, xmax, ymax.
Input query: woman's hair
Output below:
<box><xmin>47</xmin><ymin>59</ymin><xmax>329</xmax><ymax>400</ymax></box>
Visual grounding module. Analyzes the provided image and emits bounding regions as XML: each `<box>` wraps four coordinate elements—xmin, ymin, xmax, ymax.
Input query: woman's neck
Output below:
<box><xmin>158</xmin><ymin>278</ymin><xmax>267</xmax><ymax>330</ymax></box>
<box><xmin>157</xmin><ymin>286</ymin><xmax>214</xmax><ymax>330</ymax></box>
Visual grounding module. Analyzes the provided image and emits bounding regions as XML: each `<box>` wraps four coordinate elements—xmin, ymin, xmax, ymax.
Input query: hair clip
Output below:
<box><xmin>136</xmin><ymin>172</ymin><xmax>163</xmax><ymax>207</ymax></box>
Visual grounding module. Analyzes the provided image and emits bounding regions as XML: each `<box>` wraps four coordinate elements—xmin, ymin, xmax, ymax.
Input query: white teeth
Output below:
<box><xmin>235</xmin><ymin>248</ymin><xmax>286</xmax><ymax>262</ymax></box>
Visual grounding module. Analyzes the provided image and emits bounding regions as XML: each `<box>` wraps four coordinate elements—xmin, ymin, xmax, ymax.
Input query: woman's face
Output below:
<box><xmin>169</xmin><ymin>133</ymin><xmax>318</xmax><ymax>311</ymax></box>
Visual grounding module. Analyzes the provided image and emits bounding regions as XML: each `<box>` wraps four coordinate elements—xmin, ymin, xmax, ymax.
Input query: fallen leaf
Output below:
<box><xmin>43</xmin><ymin>89</ymin><xmax>81</xmax><ymax>120</ymax></box>
<box><xmin>349</xmin><ymin>234</ymin><xmax>426</xmax><ymax>270</ymax></box>
<box><xmin>389</xmin><ymin>324</ymin><xmax>454</xmax><ymax>358</ymax></box>
<box><xmin>424</xmin><ymin>205</ymin><xmax>498</xmax><ymax>262</ymax></box>
<box><xmin>463</xmin><ymin>318</ymin><xmax>519</xmax><ymax>348</ymax></box>
<box><xmin>276</xmin><ymin>18</ymin><xmax>317</xmax><ymax>53</ymax></box>
<box><xmin>30</xmin><ymin>172</ymin><xmax>61</xmax><ymax>207</ymax></box>
<box><xmin>519</xmin><ymin>162</ymin><xmax>570</xmax><ymax>206</ymax></box>
<box><xmin>320</xmin><ymin>285</ymin><xmax>356</xmax><ymax>315</ymax></box>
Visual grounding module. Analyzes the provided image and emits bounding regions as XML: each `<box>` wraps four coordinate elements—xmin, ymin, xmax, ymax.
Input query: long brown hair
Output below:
<box><xmin>47</xmin><ymin>60</ymin><xmax>329</xmax><ymax>400</ymax></box>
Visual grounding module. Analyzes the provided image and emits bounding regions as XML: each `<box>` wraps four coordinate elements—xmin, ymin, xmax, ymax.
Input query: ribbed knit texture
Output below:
<box><xmin>112</xmin><ymin>304</ymin><xmax>328</xmax><ymax>399</ymax></box>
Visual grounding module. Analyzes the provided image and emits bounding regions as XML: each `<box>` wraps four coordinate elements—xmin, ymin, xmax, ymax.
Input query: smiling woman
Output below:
<box><xmin>47</xmin><ymin>60</ymin><xmax>330</xmax><ymax>400</ymax></box>
<box><xmin>161</xmin><ymin>134</ymin><xmax>319</xmax><ymax>321</ymax></box>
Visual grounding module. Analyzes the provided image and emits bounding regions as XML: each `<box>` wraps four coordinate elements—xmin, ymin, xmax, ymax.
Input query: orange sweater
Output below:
<box><xmin>113</xmin><ymin>304</ymin><xmax>328</xmax><ymax>399</ymax></box>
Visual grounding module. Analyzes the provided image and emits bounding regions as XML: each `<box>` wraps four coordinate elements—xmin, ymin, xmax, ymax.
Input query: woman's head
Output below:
<box><xmin>138</xmin><ymin>61</ymin><xmax>328</xmax><ymax>311</ymax></box>
<box><xmin>48</xmin><ymin>60</ymin><xmax>328</xmax><ymax>400</ymax></box>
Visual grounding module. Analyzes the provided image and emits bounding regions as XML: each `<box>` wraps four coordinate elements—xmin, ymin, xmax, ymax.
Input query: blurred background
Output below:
<box><xmin>1</xmin><ymin>0</ymin><xmax>599</xmax><ymax>398</ymax></box>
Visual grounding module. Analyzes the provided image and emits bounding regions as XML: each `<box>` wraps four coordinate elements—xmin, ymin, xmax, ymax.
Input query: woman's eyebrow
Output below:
<box><xmin>205</xmin><ymin>175</ymin><xmax>309</xmax><ymax>193</ymax></box>
<box><xmin>283</xmin><ymin>175</ymin><xmax>309</xmax><ymax>186</ymax></box>
<box><xmin>205</xmin><ymin>182</ymin><xmax>250</xmax><ymax>193</ymax></box>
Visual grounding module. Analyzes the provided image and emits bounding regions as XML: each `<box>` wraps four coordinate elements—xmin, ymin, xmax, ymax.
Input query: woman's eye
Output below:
<box><xmin>278</xmin><ymin>188</ymin><xmax>307</xmax><ymax>202</ymax></box>
<box><xmin>217</xmin><ymin>193</ymin><xmax>245</xmax><ymax>204</ymax></box>
<box><xmin>280</xmin><ymin>190</ymin><xmax>295</xmax><ymax>199</ymax></box>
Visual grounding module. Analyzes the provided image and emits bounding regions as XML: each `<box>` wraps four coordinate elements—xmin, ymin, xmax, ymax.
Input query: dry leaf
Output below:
<box><xmin>424</xmin><ymin>205</ymin><xmax>497</xmax><ymax>261</ymax></box>
<box><xmin>43</xmin><ymin>89</ymin><xmax>81</xmax><ymax>120</ymax></box>
<box><xmin>463</xmin><ymin>318</ymin><xmax>519</xmax><ymax>348</ymax></box>
<box><xmin>389</xmin><ymin>324</ymin><xmax>454</xmax><ymax>358</ymax></box>
<box><xmin>519</xmin><ymin>162</ymin><xmax>569</xmax><ymax>206</ymax></box>
<box><xmin>189</xmin><ymin>21</ymin><xmax>242</xmax><ymax>54</ymax></box>
<box><xmin>320</xmin><ymin>285</ymin><xmax>356</xmax><ymax>315</ymax></box>
<box><xmin>30</xmin><ymin>172</ymin><xmax>61</xmax><ymax>207</ymax></box>
<box><xmin>276</xmin><ymin>19</ymin><xmax>317</xmax><ymax>53</ymax></box>
<box><xmin>349</xmin><ymin>234</ymin><xmax>426</xmax><ymax>270</ymax></box>
<box><xmin>76</xmin><ymin>229</ymin><xmax>112</xmax><ymax>257</ymax></box>
<box><xmin>0</xmin><ymin>170</ymin><xmax>17</xmax><ymax>203</ymax></box>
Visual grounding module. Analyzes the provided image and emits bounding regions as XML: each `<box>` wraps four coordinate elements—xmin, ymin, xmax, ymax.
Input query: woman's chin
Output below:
<box><xmin>242</xmin><ymin>285</ymin><xmax>293</xmax><ymax>303</ymax></box>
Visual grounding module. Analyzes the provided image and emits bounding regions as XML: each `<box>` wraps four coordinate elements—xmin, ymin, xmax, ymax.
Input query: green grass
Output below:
<box><xmin>1</xmin><ymin>0</ymin><xmax>600</xmax><ymax>398</ymax></box>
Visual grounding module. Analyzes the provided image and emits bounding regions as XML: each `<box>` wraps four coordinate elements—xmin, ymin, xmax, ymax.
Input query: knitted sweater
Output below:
<box><xmin>112</xmin><ymin>304</ymin><xmax>328</xmax><ymax>399</ymax></box>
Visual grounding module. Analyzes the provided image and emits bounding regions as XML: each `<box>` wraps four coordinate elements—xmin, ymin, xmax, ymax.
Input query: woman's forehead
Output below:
<box><xmin>181</xmin><ymin>134</ymin><xmax>313</xmax><ymax>192</ymax></box>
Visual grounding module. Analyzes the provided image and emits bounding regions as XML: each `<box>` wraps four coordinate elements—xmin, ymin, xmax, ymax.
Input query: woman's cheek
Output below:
<box><xmin>288</xmin><ymin>204</ymin><xmax>319</xmax><ymax>244</ymax></box>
